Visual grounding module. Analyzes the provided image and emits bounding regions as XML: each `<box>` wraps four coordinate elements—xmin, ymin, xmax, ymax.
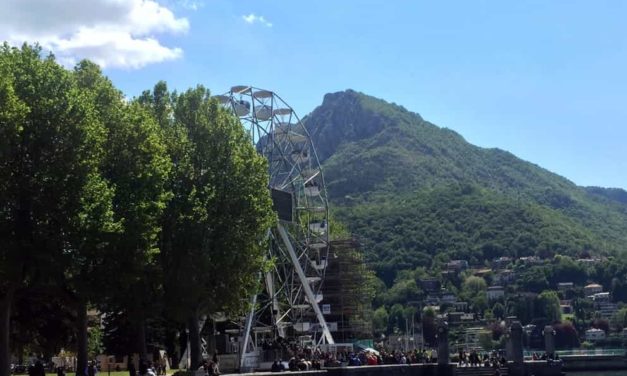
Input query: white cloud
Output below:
<box><xmin>242</xmin><ymin>13</ymin><xmax>272</xmax><ymax>28</ymax></box>
<box><xmin>0</xmin><ymin>0</ymin><xmax>189</xmax><ymax>69</ymax></box>
<box><xmin>160</xmin><ymin>0</ymin><xmax>204</xmax><ymax>11</ymax></box>
<box><xmin>177</xmin><ymin>0</ymin><xmax>204</xmax><ymax>11</ymax></box>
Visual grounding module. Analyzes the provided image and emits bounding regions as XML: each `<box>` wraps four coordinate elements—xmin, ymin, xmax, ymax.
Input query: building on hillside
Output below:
<box><xmin>424</xmin><ymin>305</ymin><xmax>441</xmax><ymax>315</ymax></box>
<box><xmin>463</xmin><ymin>327</ymin><xmax>489</xmax><ymax>350</ymax></box>
<box><xmin>558</xmin><ymin>282</ymin><xmax>574</xmax><ymax>291</ymax></box>
<box><xmin>492</xmin><ymin>257</ymin><xmax>512</xmax><ymax>270</ymax></box>
<box><xmin>441</xmin><ymin>291</ymin><xmax>457</xmax><ymax>304</ymax></box>
<box><xmin>446</xmin><ymin>312</ymin><xmax>476</xmax><ymax>326</ymax></box>
<box><xmin>577</xmin><ymin>258</ymin><xmax>601</xmax><ymax>265</ymax></box>
<box><xmin>487</xmin><ymin>286</ymin><xmax>505</xmax><ymax>301</ymax></box>
<box><xmin>425</xmin><ymin>294</ymin><xmax>440</xmax><ymax>306</ymax></box>
<box><xmin>519</xmin><ymin>256</ymin><xmax>543</xmax><ymax>264</ymax></box>
<box><xmin>472</xmin><ymin>268</ymin><xmax>492</xmax><ymax>278</ymax></box>
<box><xmin>460</xmin><ymin>313</ymin><xmax>476</xmax><ymax>323</ymax></box>
<box><xmin>596</xmin><ymin>302</ymin><xmax>618</xmax><ymax>319</ymax></box>
<box><xmin>419</xmin><ymin>278</ymin><xmax>442</xmax><ymax>292</ymax></box>
<box><xmin>420</xmin><ymin>279</ymin><xmax>441</xmax><ymax>293</ymax></box>
<box><xmin>560</xmin><ymin>304</ymin><xmax>573</xmax><ymax>315</ymax></box>
<box><xmin>585</xmin><ymin>328</ymin><xmax>606</xmax><ymax>342</ymax></box>
<box><xmin>592</xmin><ymin>292</ymin><xmax>610</xmax><ymax>303</ymax></box>
<box><xmin>584</xmin><ymin>283</ymin><xmax>603</xmax><ymax>296</ymax></box>
<box><xmin>494</xmin><ymin>270</ymin><xmax>516</xmax><ymax>285</ymax></box>
<box><xmin>454</xmin><ymin>301</ymin><xmax>469</xmax><ymax>312</ymax></box>
<box><xmin>447</xmin><ymin>260</ymin><xmax>469</xmax><ymax>272</ymax></box>
<box><xmin>447</xmin><ymin>312</ymin><xmax>464</xmax><ymax>324</ymax></box>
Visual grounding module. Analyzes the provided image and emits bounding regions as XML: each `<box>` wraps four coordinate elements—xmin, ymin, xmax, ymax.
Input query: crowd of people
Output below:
<box><xmin>457</xmin><ymin>349</ymin><xmax>507</xmax><ymax>368</ymax></box>
<box><xmin>530</xmin><ymin>352</ymin><xmax>560</xmax><ymax>361</ymax></box>
<box><xmin>263</xmin><ymin>345</ymin><xmax>515</xmax><ymax>373</ymax></box>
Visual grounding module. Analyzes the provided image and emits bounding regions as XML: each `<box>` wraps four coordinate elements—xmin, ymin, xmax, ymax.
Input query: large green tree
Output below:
<box><xmin>0</xmin><ymin>44</ymin><xmax>113</xmax><ymax>376</ymax></box>
<box><xmin>536</xmin><ymin>290</ymin><xmax>561</xmax><ymax>323</ymax></box>
<box><xmin>73</xmin><ymin>61</ymin><xmax>172</xmax><ymax>362</ymax></box>
<box><xmin>144</xmin><ymin>84</ymin><xmax>274</xmax><ymax>368</ymax></box>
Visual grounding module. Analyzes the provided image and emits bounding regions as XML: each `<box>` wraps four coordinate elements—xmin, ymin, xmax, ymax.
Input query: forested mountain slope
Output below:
<box><xmin>304</xmin><ymin>90</ymin><xmax>627</xmax><ymax>284</ymax></box>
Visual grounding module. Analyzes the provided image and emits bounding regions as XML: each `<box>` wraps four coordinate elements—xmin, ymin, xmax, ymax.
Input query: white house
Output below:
<box><xmin>558</xmin><ymin>282</ymin><xmax>574</xmax><ymax>291</ymax></box>
<box><xmin>487</xmin><ymin>286</ymin><xmax>505</xmax><ymax>301</ymax></box>
<box><xmin>585</xmin><ymin>328</ymin><xmax>606</xmax><ymax>342</ymax></box>
<box><xmin>584</xmin><ymin>283</ymin><xmax>603</xmax><ymax>296</ymax></box>
<box><xmin>592</xmin><ymin>292</ymin><xmax>610</xmax><ymax>303</ymax></box>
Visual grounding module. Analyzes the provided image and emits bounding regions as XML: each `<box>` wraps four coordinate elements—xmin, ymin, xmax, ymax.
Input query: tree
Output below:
<box><xmin>0</xmin><ymin>44</ymin><xmax>114</xmax><ymax>376</ymax></box>
<box><xmin>553</xmin><ymin>321</ymin><xmax>579</xmax><ymax>349</ymax></box>
<box><xmin>613</xmin><ymin>308</ymin><xmax>627</xmax><ymax>330</ymax></box>
<box><xmin>384</xmin><ymin>278</ymin><xmax>422</xmax><ymax>305</ymax></box>
<box><xmin>492</xmin><ymin>302</ymin><xmax>505</xmax><ymax>320</ymax></box>
<box><xmin>591</xmin><ymin>318</ymin><xmax>610</xmax><ymax>334</ymax></box>
<box><xmin>422</xmin><ymin>307</ymin><xmax>437</xmax><ymax>346</ymax></box>
<box><xmin>87</xmin><ymin>326</ymin><xmax>103</xmax><ymax>359</ymax></box>
<box><xmin>518</xmin><ymin>267</ymin><xmax>550</xmax><ymax>293</ymax></box>
<box><xmin>387</xmin><ymin>304</ymin><xmax>404</xmax><ymax>334</ymax></box>
<box><xmin>572</xmin><ymin>298</ymin><xmax>593</xmax><ymax>322</ymax></box>
<box><xmin>536</xmin><ymin>291</ymin><xmax>561</xmax><ymax>323</ymax></box>
<box><xmin>156</xmin><ymin>85</ymin><xmax>275</xmax><ymax>368</ymax></box>
<box><xmin>74</xmin><ymin>61</ymin><xmax>172</xmax><ymax>362</ymax></box>
<box><xmin>372</xmin><ymin>307</ymin><xmax>389</xmax><ymax>335</ymax></box>
<box><xmin>462</xmin><ymin>276</ymin><xmax>487</xmax><ymax>296</ymax></box>
<box><xmin>461</xmin><ymin>276</ymin><xmax>488</xmax><ymax>314</ymax></box>
<box><xmin>549</xmin><ymin>255</ymin><xmax>587</xmax><ymax>286</ymax></box>
<box><xmin>506</xmin><ymin>294</ymin><xmax>536</xmax><ymax>324</ymax></box>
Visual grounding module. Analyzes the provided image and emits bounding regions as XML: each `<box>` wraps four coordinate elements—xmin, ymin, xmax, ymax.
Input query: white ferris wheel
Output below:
<box><xmin>213</xmin><ymin>86</ymin><xmax>335</xmax><ymax>366</ymax></box>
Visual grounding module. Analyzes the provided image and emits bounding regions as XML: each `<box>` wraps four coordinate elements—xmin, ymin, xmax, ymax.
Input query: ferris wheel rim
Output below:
<box><xmin>214</xmin><ymin>85</ymin><xmax>334</xmax><ymax>348</ymax></box>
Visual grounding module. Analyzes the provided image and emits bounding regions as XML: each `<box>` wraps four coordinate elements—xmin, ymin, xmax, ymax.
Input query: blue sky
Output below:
<box><xmin>4</xmin><ymin>1</ymin><xmax>626</xmax><ymax>189</ymax></box>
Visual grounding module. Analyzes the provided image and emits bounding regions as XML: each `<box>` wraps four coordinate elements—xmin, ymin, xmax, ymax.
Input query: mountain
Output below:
<box><xmin>303</xmin><ymin>90</ymin><xmax>627</xmax><ymax>284</ymax></box>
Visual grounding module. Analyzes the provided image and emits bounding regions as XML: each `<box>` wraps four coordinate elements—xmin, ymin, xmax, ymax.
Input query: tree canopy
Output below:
<box><xmin>0</xmin><ymin>44</ymin><xmax>275</xmax><ymax>376</ymax></box>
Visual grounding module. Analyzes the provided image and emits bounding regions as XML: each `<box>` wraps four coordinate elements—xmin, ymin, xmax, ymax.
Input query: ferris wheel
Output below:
<box><xmin>213</xmin><ymin>86</ymin><xmax>335</xmax><ymax>365</ymax></box>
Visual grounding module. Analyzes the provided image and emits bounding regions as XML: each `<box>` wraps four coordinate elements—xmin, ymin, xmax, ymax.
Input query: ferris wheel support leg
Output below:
<box><xmin>240</xmin><ymin>293</ymin><xmax>257</xmax><ymax>370</ymax></box>
<box><xmin>277</xmin><ymin>224</ymin><xmax>335</xmax><ymax>345</ymax></box>
<box><xmin>265</xmin><ymin>271</ymin><xmax>285</xmax><ymax>338</ymax></box>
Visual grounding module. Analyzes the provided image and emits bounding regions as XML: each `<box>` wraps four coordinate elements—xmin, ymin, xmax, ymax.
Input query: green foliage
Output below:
<box><xmin>87</xmin><ymin>326</ymin><xmax>103</xmax><ymax>359</ymax></box>
<box><xmin>461</xmin><ymin>276</ymin><xmax>488</xmax><ymax>313</ymax></box>
<box><xmin>478</xmin><ymin>331</ymin><xmax>503</xmax><ymax>351</ymax></box>
<box><xmin>152</xmin><ymin>84</ymin><xmax>275</xmax><ymax>322</ymax></box>
<box><xmin>303</xmin><ymin>90</ymin><xmax>627</xmax><ymax>286</ymax></box>
<box><xmin>0</xmin><ymin>43</ymin><xmax>116</xmax><ymax>290</ymax></box>
<box><xmin>383</xmin><ymin>278</ymin><xmax>422</xmax><ymax>306</ymax></box>
<box><xmin>0</xmin><ymin>46</ymin><xmax>276</xmax><ymax>372</ymax></box>
<box><xmin>388</xmin><ymin>304</ymin><xmax>405</xmax><ymax>334</ymax></box>
<box><xmin>492</xmin><ymin>302</ymin><xmax>505</xmax><ymax>320</ymax></box>
<box><xmin>372</xmin><ymin>306</ymin><xmax>389</xmax><ymax>335</ymax></box>
<box><xmin>517</xmin><ymin>267</ymin><xmax>550</xmax><ymax>294</ymax></box>
<box><xmin>612</xmin><ymin>308</ymin><xmax>627</xmax><ymax>330</ymax></box>
<box><xmin>572</xmin><ymin>298</ymin><xmax>594</xmax><ymax>323</ymax></box>
<box><xmin>548</xmin><ymin>255</ymin><xmax>587</xmax><ymax>286</ymax></box>
<box><xmin>536</xmin><ymin>290</ymin><xmax>562</xmax><ymax>323</ymax></box>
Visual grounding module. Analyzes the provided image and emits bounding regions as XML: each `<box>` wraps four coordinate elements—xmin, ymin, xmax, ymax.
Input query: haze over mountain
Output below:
<box><xmin>304</xmin><ymin>90</ymin><xmax>627</xmax><ymax>284</ymax></box>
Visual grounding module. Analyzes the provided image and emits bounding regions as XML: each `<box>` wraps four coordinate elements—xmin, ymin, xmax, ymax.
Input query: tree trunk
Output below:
<box><xmin>187</xmin><ymin>312</ymin><xmax>201</xmax><ymax>370</ymax></box>
<box><xmin>137</xmin><ymin>317</ymin><xmax>148</xmax><ymax>362</ymax></box>
<box><xmin>76</xmin><ymin>301</ymin><xmax>88</xmax><ymax>376</ymax></box>
<box><xmin>0</xmin><ymin>289</ymin><xmax>14</xmax><ymax>376</ymax></box>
